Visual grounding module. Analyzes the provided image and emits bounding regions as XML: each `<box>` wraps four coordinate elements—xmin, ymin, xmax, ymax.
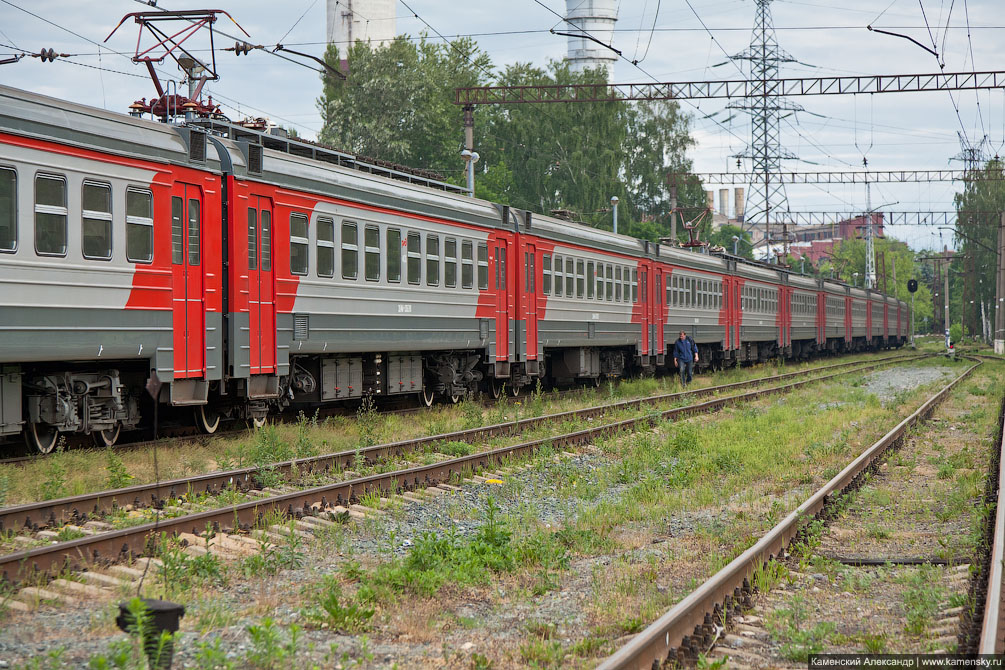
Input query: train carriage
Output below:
<box><xmin>0</xmin><ymin>83</ymin><xmax>911</xmax><ymax>453</ymax></box>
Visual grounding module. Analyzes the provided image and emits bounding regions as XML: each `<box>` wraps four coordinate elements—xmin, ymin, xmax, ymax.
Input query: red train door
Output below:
<box><xmin>653</xmin><ymin>266</ymin><xmax>665</xmax><ymax>357</ymax></box>
<box><xmin>639</xmin><ymin>263</ymin><xmax>650</xmax><ymax>355</ymax></box>
<box><xmin>171</xmin><ymin>183</ymin><xmax>205</xmax><ymax>379</ymax></box>
<box><xmin>524</xmin><ymin>243</ymin><xmax>538</xmax><ymax>361</ymax></box>
<box><xmin>247</xmin><ymin>197</ymin><xmax>276</xmax><ymax>374</ymax></box>
<box><xmin>494</xmin><ymin>239</ymin><xmax>510</xmax><ymax>361</ymax></box>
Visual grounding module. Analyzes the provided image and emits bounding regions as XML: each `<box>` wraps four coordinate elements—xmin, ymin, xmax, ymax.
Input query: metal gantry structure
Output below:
<box><xmin>678</xmin><ymin>170</ymin><xmax>1005</xmax><ymax>184</ymax></box>
<box><xmin>727</xmin><ymin>0</ymin><xmax>800</xmax><ymax>263</ymax></box>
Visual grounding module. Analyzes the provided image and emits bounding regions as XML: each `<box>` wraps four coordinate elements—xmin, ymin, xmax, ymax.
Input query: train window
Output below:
<box><xmin>248</xmin><ymin>209</ymin><xmax>258</xmax><ymax>270</ymax></box>
<box><xmin>444</xmin><ymin>238</ymin><xmax>457</xmax><ymax>288</ymax></box>
<box><xmin>462</xmin><ymin>240</ymin><xmax>473</xmax><ymax>289</ymax></box>
<box><xmin>576</xmin><ymin>259</ymin><xmax>585</xmax><ymax>298</ymax></box>
<box><xmin>622</xmin><ymin>267</ymin><xmax>629</xmax><ymax>303</ymax></box>
<box><xmin>365</xmin><ymin>225</ymin><xmax>380</xmax><ymax>281</ymax></box>
<box><xmin>554</xmin><ymin>255</ymin><xmax>563</xmax><ymax>297</ymax></box>
<box><xmin>566</xmin><ymin>258</ymin><xmax>574</xmax><ymax>297</ymax></box>
<box><xmin>527</xmin><ymin>252</ymin><xmax>535</xmax><ymax>292</ymax></box>
<box><xmin>606</xmin><ymin>265</ymin><xmax>613</xmax><ymax>301</ymax></box>
<box><xmin>426</xmin><ymin>234</ymin><xmax>439</xmax><ymax>286</ymax></box>
<box><xmin>615</xmin><ymin>266</ymin><xmax>622</xmax><ymax>301</ymax></box>
<box><xmin>387</xmin><ymin>228</ymin><xmax>401</xmax><ymax>282</ymax></box>
<box><xmin>187</xmin><ymin>199</ymin><xmax>201</xmax><ymax>266</ymax></box>
<box><xmin>477</xmin><ymin>242</ymin><xmax>488</xmax><ymax>290</ymax></box>
<box><xmin>341</xmin><ymin>221</ymin><xmax>358</xmax><ymax>280</ymax></box>
<box><xmin>125</xmin><ymin>188</ymin><xmax>153</xmax><ymax>263</ymax></box>
<box><xmin>261</xmin><ymin>210</ymin><xmax>272</xmax><ymax>271</ymax></box>
<box><xmin>290</xmin><ymin>213</ymin><xmax>308</xmax><ymax>276</ymax></box>
<box><xmin>0</xmin><ymin>167</ymin><xmax>14</xmax><ymax>252</ymax></box>
<box><xmin>317</xmin><ymin>217</ymin><xmax>334</xmax><ymax>278</ymax></box>
<box><xmin>81</xmin><ymin>181</ymin><xmax>112</xmax><ymax>260</ymax></box>
<box><xmin>666</xmin><ymin>276</ymin><xmax>672</xmax><ymax>306</ymax></box>
<box><xmin>542</xmin><ymin>254</ymin><xmax>551</xmax><ymax>295</ymax></box>
<box><xmin>35</xmin><ymin>174</ymin><xmax>67</xmax><ymax>256</ymax></box>
<box><xmin>407</xmin><ymin>232</ymin><xmax>421</xmax><ymax>285</ymax></box>
<box><xmin>587</xmin><ymin>261</ymin><xmax>595</xmax><ymax>299</ymax></box>
<box><xmin>632</xmin><ymin>269</ymin><xmax>638</xmax><ymax>303</ymax></box>
<box><xmin>171</xmin><ymin>197</ymin><xmax>184</xmax><ymax>264</ymax></box>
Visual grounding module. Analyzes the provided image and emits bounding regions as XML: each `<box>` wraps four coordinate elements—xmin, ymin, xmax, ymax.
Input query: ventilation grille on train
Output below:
<box><xmin>294</xmin><ymin>314</ymin><xmax>309</xmax><ymax>340</ymax></box>
<box><xmin>247</xmin><ymin>144</ymin><xmax>263</xmax><ymax>175</ymax></box>
<box><xmin>188</xmin><ymin>129</ymin><xmax>206</xmax><ymax>163</ymax></box>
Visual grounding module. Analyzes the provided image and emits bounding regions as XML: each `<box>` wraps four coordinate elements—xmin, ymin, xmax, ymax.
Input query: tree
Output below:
<box><xmin>827</xmin><ymin>236</ymin><xmax>934</xmax><ymax>327</ymax></box>
<box><xmin>316</xmin><ymin>39</ymin><xmax>704</xmax><ymax>242</ymax></box>
<box><xmin>708</xmin><ymin>224</ymin><xmax>754</xmax><ymax>259</ymax></box>
<box><xmin>952</xmin><ymin>159</ymin><xmax>1004</xmax><ymax>340</ymax></box>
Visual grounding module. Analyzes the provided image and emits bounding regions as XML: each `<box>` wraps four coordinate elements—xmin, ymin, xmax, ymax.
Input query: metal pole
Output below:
<box><xmin>611</xmin><ymin>196</ymin><xmax>619</xmax><ymax>235</ymax></box>
<box><xmin>911</xmin><ymin>291</ymin><xmax>915</xmax><ymax>345</ymax></box>
<box><xmin>670</xmin><ymin>184</ymin><xmax>678</xmax><ymax>241</ymax></box>
<box><xmin>944</xmin><ymin>251</ymin><xmax>950</xmax><ymax>347</ymax></box>
<box><xmin>996</xmin><ymin>212</ymin><xmax>1005</xmax><ymax>353</ymax></box>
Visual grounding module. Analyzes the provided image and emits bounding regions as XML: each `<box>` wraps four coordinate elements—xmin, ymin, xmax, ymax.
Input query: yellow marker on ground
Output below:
<box><xmin>485</xmin><ymin>479</ymin><xmax>504</xmax><ymax>485</ymax></box>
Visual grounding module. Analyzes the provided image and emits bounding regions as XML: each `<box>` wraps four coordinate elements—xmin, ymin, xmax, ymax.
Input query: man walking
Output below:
<box><xmin>672</xmin><ymin>330</ymin><xmax>699</xmax><ymax>386</ymax></box>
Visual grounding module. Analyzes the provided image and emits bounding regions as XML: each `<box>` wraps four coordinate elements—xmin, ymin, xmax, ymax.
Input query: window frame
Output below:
<box><xmin>461</xmin><ymin>240</ymin><xmax>474</xmax><ymax>289</ymax></box>
<box><xmin>80</xmin><ymin>180</ymin><xmax>112</xmax><ymax>261</ymax></box>
<box><xmin>554</xmin><ymin>254</ymin><xmax>563</xmax><ymax>297</ymax></box>
<box><xmin>289</xmin><ymin>212</ymin><xmax>309</xmax><ymax>276</ymax></box>
<box><xmin>444</xmin><ymin>237</ymin><xmax>457</xmax><ymax>288</ymax></box>
<box><xmin>316</xmin><ymin>216</ymin><xmax>335</xmax><ymax>278</ymax></box>
<box><xmin>587</xmin><ymin>261</ymin><xmax>596</xmax><ymax>299</ymax></box>
<box><xmin>386</xmin><ymin>228</ymin><xmax>402</xmax><ymax>283</ymax></box>
<box><xmin>426</xmin><ymin>234</ymin><xmax>440</xmax><ymax>286</ymax></box>
<box><xmin>340</xmin><ymin>220</ymin><xmax>359</xmax><ymax>280</ymax></box>
<box><xmin>407</xmin><ymin>231</ymin><xmax>422</xmax><ymax>285</ymax></box>
<box><xmin>34</xmin><ymin>172</ymin><xmax>68</xmax><ymax>257</ymax></box>
<box><xmin>124</xmin><ymin>187</ymin><xmax>154</xmax><ymax>264</ymax></box>
<box><xmin>364</xmin><ymin>224</ymin><xmax>380</xmax><ymax>282</ymax></box>
<box><xmin>0</xmin><ymin>166</ymin><xmax>15</xmax><ymax>253</ymax></box>
<box><xmin>477</xmin><ymin>242</ymin><xmax>488</xmax><ymax>290</ymax></box>
<box><xmin>542</xmin><ymin>253</ymin><xmax>552</xmax><ymax>295</ymax></box>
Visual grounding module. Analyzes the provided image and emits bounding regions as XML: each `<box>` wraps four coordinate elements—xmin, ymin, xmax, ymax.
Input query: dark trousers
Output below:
<box><xmin>678</xmin><ymin>359</ymin><xmax>694</xmax><ymax>386</ymax></box>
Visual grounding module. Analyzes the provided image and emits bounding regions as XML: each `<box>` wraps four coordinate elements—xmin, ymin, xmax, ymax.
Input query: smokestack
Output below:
<box><xmin>734</xmin><ymin>187</ymin><xmax>745</xmax><ymax>221</ymax></box>
<box><xmin>706</xmin><ymin>190</ymin><xmax>714</xmax><ymax>211</ymax></box>
<box><xmin>718</xmin><ymin>189</ymin><xmax>729</xmax><ymax>217</ymax></box>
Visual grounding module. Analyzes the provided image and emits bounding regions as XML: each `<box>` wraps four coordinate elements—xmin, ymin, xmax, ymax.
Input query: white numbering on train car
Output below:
<box><xmin>398</xmin><ymin>304</ymin><xmax>413</xmax><ymax>313</ymax></box>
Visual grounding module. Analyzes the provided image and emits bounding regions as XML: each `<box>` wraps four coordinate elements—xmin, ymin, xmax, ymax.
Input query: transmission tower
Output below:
<box><xmin>729</xmin><ymin>0</ymin><xmax>802</xmax><ymax>261</ymax></box>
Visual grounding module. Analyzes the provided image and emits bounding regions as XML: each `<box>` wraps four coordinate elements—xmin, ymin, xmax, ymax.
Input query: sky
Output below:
<box><xmin>1</xmin><ymin>0</ymin><xmax>1002</xmax><ymax>252</ymax></box>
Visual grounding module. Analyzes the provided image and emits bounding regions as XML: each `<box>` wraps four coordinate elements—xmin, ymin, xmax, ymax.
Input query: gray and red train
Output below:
<box><xmin>0</xmin><ymin>85</ymin><xmax>909</xmax><ymax>453</ymax></box>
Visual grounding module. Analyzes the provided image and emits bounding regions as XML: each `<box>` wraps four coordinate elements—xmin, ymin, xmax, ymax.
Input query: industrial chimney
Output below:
<box><xmin>564</xmin><ymin>0</ymin><xmax>618</xmax><ymax>80</ymax></box>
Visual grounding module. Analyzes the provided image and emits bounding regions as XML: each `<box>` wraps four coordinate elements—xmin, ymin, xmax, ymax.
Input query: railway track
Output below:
<box><xmin>0</xmin><ymin>351</ymin><xmax>920</xmax><ymax>535</ymax></box>
<box><xmin>0</xmin><ymin>351</ymin><xmax>913</xmax><ymax>468</ymax></box>
<box><xmin>597</xmin><ymin>356</ymin><xmax>986</xmax><ymax>669</ymax></box>
<box><xmin>974</xmin><ymin>376</ymin><xmax>1005</xmax><ymax>654</ymax></box>
<box><xmin>0</xmin><ymin>353</ymin><xmax>927</xmax><ymax>584</ymax></box>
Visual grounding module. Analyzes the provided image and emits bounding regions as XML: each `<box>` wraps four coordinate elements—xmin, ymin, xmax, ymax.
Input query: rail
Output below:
<box><xmin>599</xmin><ymin>357</ymin><xmax>980</xmax><ymax>670</ymax></box>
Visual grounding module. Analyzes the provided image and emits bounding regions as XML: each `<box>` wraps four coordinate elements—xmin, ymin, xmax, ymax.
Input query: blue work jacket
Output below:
<box><xmin>672</xmin><ymin>337</ymin><xmax>697</xmax><ymax>363</ymax></box>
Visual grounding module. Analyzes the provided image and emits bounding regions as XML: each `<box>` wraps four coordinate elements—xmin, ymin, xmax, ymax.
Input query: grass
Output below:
<box><xmin>0</xmin><ymin>350</ymin><xmax>913</xmax><ymax>506</ymax></box>
<box><xmin>767</xmin><ymin>595</ymin><xmax>837</xmax><ymax>662</ymax></box>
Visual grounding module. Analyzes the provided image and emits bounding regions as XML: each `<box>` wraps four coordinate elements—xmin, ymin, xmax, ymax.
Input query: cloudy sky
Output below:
<box><xmin>2</xmin><ymin>0</ymin><xmax>1001</xmax><ymax>251</ymax></box>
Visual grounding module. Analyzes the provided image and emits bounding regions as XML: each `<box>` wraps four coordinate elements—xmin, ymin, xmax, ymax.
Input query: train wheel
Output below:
<box><xmin>591</xmin><ymin>375</ymin><xmax>602</xmax><ymax>389</ymax></box>
<box><xmin>420</xmin><ymin>386</ymin><xmax>435</xmax><ymax>407</ymax></box>
<box><xmin>490</xmin><ymin>379</ymin><xmax>504</xmax><ymax>399</ymax></box>
<box><xmin>92</xmin><ymin>424</ymin><xmax>121</xmax><ymax>448</ymax></box>
<box><xmin>25</xmin><ymin>422</ymin><xmax>59</xmax><ymax>455</ymax></box>
<box><xmin>195</xmin><ymin>405</ymin><xmax>220</xmax><ymax>435</ymax></box>
<box><xmin>251</xmin><ymin>415</ymin><xmax>268</xmax><ymax>429</ymax></box>
<box><xmin>509</xmin><ymin>384</ymin><xmax>522</xmax><ymax>397</ymax></box>
<box><xmin>449</xmin><ymin>393</ymin><xmax>462</xmax><ymax>404</ymax></box>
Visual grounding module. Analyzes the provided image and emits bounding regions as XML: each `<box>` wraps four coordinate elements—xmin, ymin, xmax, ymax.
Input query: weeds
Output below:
<box><xmin>39</xmin><ymin>441</ymin><xmax>67</xmax><ymax>500</ymax></box>
<box><xmin>245</xmin><ymin>618</ymin><xmax>302</xmax><ymax>670</ymax></box>
<box><xmin>294</xmin><ymin>410</ymin><xmax>319</xmax><ymax>459</ymax></box>
<box><xmin>105</xmin><ymin>449</ymin><xmax>134</xmax><ymax>490</ymax></box>
<box><xmin>300</xmin><ymin>574</ymin><xmax>375</xmax><ymax>632</ymax></box>
<box><xmin>767</xmin><ymin>595</ymin><xmax>835</xmax><ymax>662</ymax></box>
<box><xmin>157</xmin><ymin>536</ymin><xmax>226</xmax><ymax>599</ymax></box>
<box><xmin>356</xmin><ymin>392</ymin><xmax>381</xmax><ymax>447</ymax></box>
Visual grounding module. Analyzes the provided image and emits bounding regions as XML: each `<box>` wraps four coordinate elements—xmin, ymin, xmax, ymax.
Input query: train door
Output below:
<box><xmin>653</xmin><ymin>266</ymin><xmax>664</xmax><ymax>357</ymax></box>
<box><xmin>639</xmin><ymin>263</ymin><xmax>650</xmax><ymax>356</ymax></box>
<box><xmin>493</xmin><ymin>238</ymin><xmax>510</xmax><ymax>362</ymax></box>
<box><xmin>171</xmin><ymin>183</ymin><xmax>205</xmax><ymax>379</ymax></box>
<box><xmin>247</xmin><ymin>197</ymin><xmax>276</xmax><ymax>374</ymax></box>
<box><xmin>524</xmin><ymin>243</ymin><xmax>538</xmax><ymax>362</ymax></box>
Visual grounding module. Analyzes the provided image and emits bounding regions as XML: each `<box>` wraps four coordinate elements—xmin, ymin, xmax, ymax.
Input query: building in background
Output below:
<box><xmin>326</xmin><ymin>0</ymin><xmax>397</xmax><ymax>59</ymax></box>
<box><xmin>564</xmin><ymin>0</ymin><xmax>618</xmax><ymax>80</ymax></box>
<box><xmin>786</xmin><ymin>213</ymin><xmax>885</xmax><ymax>266</ymax></box>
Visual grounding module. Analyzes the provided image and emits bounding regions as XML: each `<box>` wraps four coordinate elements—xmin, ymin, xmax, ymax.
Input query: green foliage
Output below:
<box><xmin>157</xmin><ymin>537</ymin><xmax>226</xmax><ymax>598</ymax></box>
<box><xmin>39</xmin><ymin>444</ymin><xmax>67</xmax><ymax>500</ymax></box>
<box><xmin>953</xmin><ymin>159</ymin><xmax>1004</xmax><ymax>337</ymax></box>
<box><xmin>767</xmin><ymin>596</ymin><xmax>836</xmax><ymax>662</ymax></box>
<box><xmin>950</xmin><ymin>323</ymin><xmax>963</xmax><ymax>343</ymax></box>
<box><xmin>300</xmin><ymin>574</ymin><xmax>375</xmax><ymax>632</ymax></box>
<box><xmin>318</xmin><ymin>37</ymin><xmax>702</xmax><ymax>241</ymax></box>
<box><xmin>193</xmin><ymin>637</ymin><xmax>234</xmax><ymax>670</ymax></box>
<box><xmin>356</xmin><ymin>392</ymin><xmax>381</xmax><ymax>448</ymax></box>
<box><xmin>0</xmin><ymin>473</ymin><xmax>8</xmax><ymax>507</ymax></box>
<box><xmin>249</xmin><ymin>424</ymin><xmax>293</xmax><ymax>488</ymax></box>
<box><xmin>294</xmin><ymin>410</ymin><xmax>319</xmax><ymax>459</ymax></box>
<box><xmin>244</xmin><ymin>618</ymin><xmax>302</xmax><ymax>670</ymax></box>
<box><xmin>708</xmin><ymin>224</ymin><xmax>754</xmax><ymax>259</ymax></box>
<box><xmin>105</xmin><ymin>449</ymin><xmax>134</xmax><ymax>490</ymax></box>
